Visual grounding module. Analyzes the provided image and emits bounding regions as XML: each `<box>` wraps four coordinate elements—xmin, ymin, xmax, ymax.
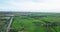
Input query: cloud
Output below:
<box><xmin>0</xmin><ymin>0</ymin><xmax>60</xmax><ymax>12</ymax></box>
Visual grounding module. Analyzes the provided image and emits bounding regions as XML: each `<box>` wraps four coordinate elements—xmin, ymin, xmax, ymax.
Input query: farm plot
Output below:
<box><xmin>11</xmin><ymin>15</ymin><xmax>60</xmax><ymax>32</ymax></box>
<box><xmin>0</xmin><ymin>17</ymin><xmax>10</xmax><ymax>32</ymax></box>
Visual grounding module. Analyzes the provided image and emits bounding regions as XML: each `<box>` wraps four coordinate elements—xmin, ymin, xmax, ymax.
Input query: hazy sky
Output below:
<box><xmin>0</xmin><ymin>0</ymin><xmax>60</xmax><ymax>12</ymax></box>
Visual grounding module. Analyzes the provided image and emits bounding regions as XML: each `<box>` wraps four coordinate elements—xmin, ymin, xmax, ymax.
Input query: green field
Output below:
<box><xmin>10</xmin><ymin>14</ymin><xmax>60</xmax><ymax>32</ymax></box>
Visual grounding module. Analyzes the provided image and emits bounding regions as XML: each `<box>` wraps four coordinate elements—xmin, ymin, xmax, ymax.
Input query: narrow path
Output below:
<box><xmin>6</xmin><ymin>15</ymin><xmax>14</xmax><ymax>32</ymax></box>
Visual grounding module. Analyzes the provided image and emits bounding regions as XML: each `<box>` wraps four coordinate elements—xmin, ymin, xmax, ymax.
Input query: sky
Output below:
<box><xmin>0</xmin><ymin>0</ymin><xmax>60</xmax><ymax>12</ymax></box>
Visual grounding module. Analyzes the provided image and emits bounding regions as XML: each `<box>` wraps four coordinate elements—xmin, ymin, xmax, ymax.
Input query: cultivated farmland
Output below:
<box><xmin>10</xmin><ymin>14</ymin><xmax>60</xmax><ymax>32</ymax></box>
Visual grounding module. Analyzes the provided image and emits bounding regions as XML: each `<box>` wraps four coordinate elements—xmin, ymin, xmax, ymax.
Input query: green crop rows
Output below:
<box><xmin>11</xmin><ymin>14</ymin><xmax>60</xmax><ymax>32</ymax></box>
